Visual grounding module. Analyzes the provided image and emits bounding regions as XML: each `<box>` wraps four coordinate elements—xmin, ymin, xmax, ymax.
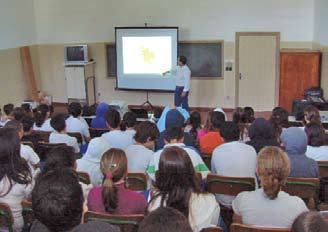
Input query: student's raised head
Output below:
<box><xmin>4</xmin><ymin>119</ymin><xmax>23</xmax><ymax>139</ymax></box>
<box><xmin>134</xmin><ymin>121</ymin><xmax>160</xmax><ymax>149</ymax></box>
<box><xmin>34</xmin><ymin>104</ymin><xmax>50</xmax><ymax>127</ymax></box>
<box><xmin>292</xmin><ymin>211</ymin><xmax>328</xmax><ymax>232</ymax></box>
<box><xmin>210</xmin><ymin>111</ymin><xmax>225</xmax><ymax>130</ymax></box>
<box><xmin>305</xmin><ymin>122</ymin><xmax>325</xmax><ymax>147</ymax></box>
<box><xmin>100</xmin><ymin>148</ymin><xmax>127</xmax><ymax>213</ymax></box>
<box><xmin>257</xmin><ymin>146</ymin><xmax>290</xmax><ymax>200</ymax></box>
<box><xmin>178</xmin><ymin>55</ymin><xmax>187</xmax><ymax>65</ymax></box>
<box><xmin>220</xmin><ymin>121</ymin><xmax>240</xmax><ymax>143</ymax></box>
<box><xmin>0</xmin><ymin>128</ymin><xmax>32</xmax><ymax>196</ymax></box>
<box><xmin>21</xmin><ymin>116</ymin><xmax>34</xmax><ymax>134</ymax></box>
<box><xmin>232</xmin><ymin>107</ymin><xmax>244</xmax><ymax>124</ymax></box>
<box><xmin>154</xmin><ymin>146</ymin><xmax>201</xmax><ymax>216</ymax></box>
<box><xmin>105</xmin><ymin>108</ymin><xmax>121</xmax><ymax>130</ymax></box>
<box><xmin>43</xmin><ymin>146</ymin><xmax>76</xmax><ymax>173</ymax></box>
<box><xmin>3</xmin><ymin>103</ymin><xmax>14</xmax><ymax>117</ymax></box>
<box><xmin>50</xmin><ymin>113</ymin><xmax>66</xmax><ymax>133</ymax></box>
<box><xmin>138</xmin><ymin>207</ymin><xmax>192</xmax><ymax>232</ymax></box>
<box><xmin>68</xmin><ymin>102</ymin><xmax>82</xmax><ymax>118</ymax></box>
<box><xmin>121</xmin><ymin>111</ymin><xmax>137</xmax><ymax>130</ymax></box>
<box><xmin>304</xmin><ymin>105</ymin><xmax>321</xmax><ymax>125</ymax></box>
<box><xmin>164</xmin><ymin>126</ymin><xmax>184</xmax><ymax>144</ymax></box>
<box><xmin>32</xmin><ymin>168</ymin><xmax>83</xmax><ymax>232</ymax></box>
<box><xmin>242</xmin><ymin>106</ymin><xmax>255</xmax><ymax>123</ymax></box>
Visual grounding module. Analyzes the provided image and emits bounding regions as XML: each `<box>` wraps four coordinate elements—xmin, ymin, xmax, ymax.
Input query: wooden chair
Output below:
<box><xmin>32</xmin><ymin>130</ymin><xmax>51</xmax><ymax>142</ymax></box>
<box><xmin>127</xmin><ymin>173</ymin><xmax>147</xmax><ymax>191</ymax></box>
<box><xmin>0</xmin><ymin>202</ymin><xmax>14</xmax><ymax>232</ymax></box>
<box><xmin>230</xmin><ymin>223</ymin><xmax>290</xmax><ymax>232</ymax></box>
<box><xmin>318</xmin><ymin>161</ymin><xmax>328</xmax><ymax>178</ymax></box>
<box><xmin>77</xmin><ymin>171</ymin><xmax>91</xmax><ymax>185</ymax></box>
<box><xmin>201</xmin><ymin>153</ymin><xmax>212</xmax><ymax>171</ymax></box>
<box><xmin>84</xmin><ymin>211</ymin><xmax>144</xmax><ymax>232</ymax></box>
<box><xmin>318</xmin><ymin>161</ymin><xmax>328</xmax><ymax>203</ymax></box>
<box><xmin>282</xmin><ymin>177</ymin><xmax>320</xmax><ymax>209</ymax></box>
<box><xmin>22</xmin><ymin>200</ymin><xmax>34</xmax><ymax>232</ymax></box>
<box><xmin>21</xmin><ymin>141</ymin><xmax>34</xmax><ymax>149</ymax></box>
<box><xmin>89</xmin><ymin>128</ymin><xmax>110</xmax><ymax>138</ymax></box>
<box><xmin>200</xmin><ymin>226</ymin><xmax>223</xmax><ymax>232</ymax></box>
<box><xmin>67</xmin><ymin>132</ymin><xmax>83</xmax><ymax>144</ymax></box>
<box><xmin>37</xmin><ymin>142</ymin><xmax>67</xmax><ymax>161</ymax></box>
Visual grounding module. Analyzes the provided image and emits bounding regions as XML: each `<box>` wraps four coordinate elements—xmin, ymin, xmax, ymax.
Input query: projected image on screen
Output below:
<box><xmin>122</xmin><ymin>37</ymin><xmax>172</xmax><ymax>74</ymax></box>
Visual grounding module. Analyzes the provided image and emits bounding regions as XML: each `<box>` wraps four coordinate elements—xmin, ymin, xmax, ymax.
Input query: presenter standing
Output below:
<box><xmin>171</xmin><ymin>56</ymin><xmax>191</xmax><ymax>111</ymax></box>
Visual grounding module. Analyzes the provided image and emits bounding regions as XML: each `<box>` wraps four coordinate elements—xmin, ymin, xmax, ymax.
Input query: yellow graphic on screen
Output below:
<box><xmin>141</xmin><ymin>46</ymin><xmax>155</xmax><ymax>64</ymax></box>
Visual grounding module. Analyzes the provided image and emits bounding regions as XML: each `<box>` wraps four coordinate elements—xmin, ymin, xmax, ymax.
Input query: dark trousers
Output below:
<box><xmin>174</xmin><ymin>86</ymin><xmax>189</xmax><ymax>112</ymax></box>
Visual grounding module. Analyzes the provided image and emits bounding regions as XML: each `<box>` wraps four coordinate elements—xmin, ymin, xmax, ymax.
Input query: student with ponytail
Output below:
<box><xmin>87</xmin><ymin>148</ymin><xmax>146</xmax><ymax>214</ymax></box>
<box><xmin>232</xmin><ymin>146</ymin><xmax>308</xmax><ymax>228</ymax></box>
<box><xmin>33</xmin><ymin>104</ymin><xmax>53</xmax><ymax>131</ymax></box>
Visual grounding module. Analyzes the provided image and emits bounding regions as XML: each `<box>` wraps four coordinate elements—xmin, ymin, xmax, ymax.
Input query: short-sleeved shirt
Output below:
<box><xmin>101</xmin><ymin>130</ymin><xmax>135</xmax><ymax>149</ymax></box>
<box><xmin>306</xmin><ymin>145</ymin><xmax>328</xmax><ymax>161</ymax></box>
<box><xmin>232</xmin><ymin>188</ymin><xmax>308</xmax><ymax>228</ymax></box>
<box><xmin>20</xmin><ymin>144</ymin><xmax>40</xmax><ymax>168</ymax></box>
<box><xmin>33</xmin><ymin>118</ymin><xmax>53</xmax><ymax>131</ymax></box>
<box><xmin>49</xmin><ymin>131</ymin><xmax>80</xmax><ymax>153</ymax></box>
<box><xmin>125</xmin><ymin>144</ymin><xmax>154</xmax><ymax>173</ymax></box>
<box><xmin>66</xmin><ymin>116</ymin><xmax>90</xmax><ymax>139</ymax></box>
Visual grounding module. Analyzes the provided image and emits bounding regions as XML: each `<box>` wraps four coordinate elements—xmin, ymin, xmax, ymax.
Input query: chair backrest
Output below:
<box><xmin>21</xmin><ymin>141</ymin><xmax>34</xmax><ymax>149</ymax></box>
<box><xmin>77</xmin><ymin>171</ymin><xmax>91</xmax><ymax>185</ymax></box>
<box><xmin>200</xmin><ymin>226</ymin><xmax>224</xmax><ymax>232</ymax></box>
<box><xmin>318</xmin><ymin>161</ymin><xmax>328</xmax><ymax>178</ymax></box>
<box><xmin>282</xmin><ymin>177</ymin><xmax>320</xmax><ymax>200</ymax></box>
<box><xmin>127</xmin><ymin>173</ymin><xmax>147</xmax><ymax>191</ymax></box>
<box><xmin>0</xmin><ymin>202</ymin><xmax>14</xmax><ymax>232</ymax></box>
<box><xmin>230</xmin><ymin>223</ymin><xmax>290</xmax><ymax>232</ymax></box>
<box><xmin>201</xmin><ymin>153</ymin><xmax>212</xmax><ymax>171</ymax></box>
<box><xmin>207</xmin><ymin>174</ymin><xmax>256</xmax><ymax>195</ymax></box>
<box><xmin>89</xmin><ymin>128</ymin><xmax>110</xmax><ymax>138</ymax></box>
<box><xmin>67</xmin><ymin>132</ymin><xmax>83</xmax><ymax>144</ymax></box>
<box><xmin>37</xmin><ymin>142</ymin><xmax>67</xmax><ymax>161</ymax></box>
<box><xmin>22</xmin><ymin>200</ymin><xmax>34</xmax><ymax>232</ymax></box>
<box><xmin>32</xmin><ymin>130</ymin><xmax>51</xmax><ymax>142</ymax></box>
<box><xmin>84</xmin><ymin>211</ymin><xmax>144</xmax><ymax>232</ymax></box>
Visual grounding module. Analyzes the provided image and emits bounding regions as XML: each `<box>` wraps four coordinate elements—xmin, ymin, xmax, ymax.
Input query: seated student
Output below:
<box><xmin>0</xmin><ymin>128</ymin><xmax>34</xmax><ymax>231</ymax></box>
<box><xmin>156</xmin><ymin>106</ymin><xmax>189</xmax><ymax>133</ymax></box>
<box><xmin>184</xmin><ymin>111</ymin><xmax>201</xmax><ymax>140</ymax></box>
<box><xmin>303</xmin><ymin>105</ymin><xmax>321</xmax><ymax>126</ymax></box>
<box><xmin>30</xmin><ymin>168</ymin><xmax>120</xmax><ymax>232</ymax></box>
<box><xmin>197</xmin><ymin>112</ymin><xmax>211</xmax><ymax>141</ymax></box>
<box><xmin>0</xmin><ymin>103</ymin><xmax>14</xmax><ymax>126</ymax></box>
<box><xmin>232</xmin><ymin>146</ymin><xmax>308</xmax><ymax>228</ymax></box>
<box><xmin>246</xmin><ymin>118</ymin><xmax>280</xmax><ymax>153</ymax></box>
<box><xmin>269</xmin><ymin>107</ymin><xmax>289</xmax><ymax>143</ymax></box>
<box><xmin>91</xmin><ymin>102</ymin><xmax>109</xmax><ymax>129</ymax></box>
<box><xmin>211</xmin><ymin>122</ymin><xmax>257</xmax><ymax>207</ymax></box>
<box><xmin>33</xmin><ymin>104</ymin><xmax>53</xmax><ymax>131</ymax></box>
<box><xmin>156</xmin><ymin>109</ymin><xmax>195</xmax><ymax>150</ymax></box>
<box><xmin>21</xmin><ymin>103</ymin><xmax>33</xmax><ymax>117</ymax></box>
<box><xmin>76</xmin><ymin>137</ymin><xmax>110</xmax><ymax>186</ymax></box>
<box><xmin>292</xmin><ymin>211</ymin><xmax>328</xmax><ymax>232</ymax></box>
<box><xmin>232</xmin><ymin>107</ymin><xmax>244</xmax><ymax>124</ymax></box>
<box><xmin>138</xmin><ymin>207</ymin><xmax>193</xmax><ymax>232</ymax></box>
<box><xmin>281</xmin><ymin>127</ymin><xmax>319</xmax><ymax>178</ymax></box>
<box><xmin>199</xmin><ymin>111</ymin><xmax>225</xmax><ymax>154</ymax></box>
<box><xmin>125</xmin><ymin>121</ymin><xmax>160</xmax><ymax>173</ymax></box>
<box><xmin>88</xmin><ymin>148</ymin><xmax>147</xmax><ymax>214</ymax></box>
<box><xmin>21</xmin><ymin>116</ymin><xmax>43</xmax><ymax>149</ymax></box>
<box><xmin>148</xmin><ymin>127</ymin><xmax>209</xmax><ymax>181</ymax></box>
<box><xmin>122</xmin><ymin>111</ymin><xmax>138</xmax><ymax>139</ymax></box>
<box><xmin>101</xmin><ymin>109</ymin><xmax>134</xmax><ymax>149</ymax></box>
<box><xmin>4</xmin><ymin>120</ymin><xmax>40</xmax><ymax>170</ymax></box>
<box><xmin>43</xmin><ymin>146</ymin><xmax>92</xmax><ymax>201</ymax></box>
<box><xmin>66</xmin><ymin>102</ymin><xmax>91</xmax><ymax>142</ymax></box>
<box><xmin>148</xmin><ymin>147</ymin><xmax>220</xmax><ymax>231</ymax></box>
<box><xmin>305</xmin><ymin>122</ymin><xmax>328</xmax><ymax>161</ymax></box>
<box><xmin>49</xmin><ymin>113</ymin><xmax>80</xmax><ymax>153</ymax></box>
<box><xmin>13</xmin><ymin>107</ymin><xmax>25</xmax><ymax>121</ymax></box>
<box><xmin>242</xmin><ymin>106</ymin><xmax>255</xmax><ymax>124</ymax></box>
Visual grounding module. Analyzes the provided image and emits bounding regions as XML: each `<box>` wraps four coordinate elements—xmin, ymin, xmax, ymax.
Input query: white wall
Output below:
<box><xmin>0</xmin><ymin>0</ymin><xmax>36</xmax><ymax>49</ymax></box>
<box><xmin>314</xmin><ymin>0</ymin><xmax>328</xmax><ymax>46</ymax></box>
<box><xmin>33</xmin><ymin>0</ymin><xmax>314</xmax><ymax>44</ymax></box>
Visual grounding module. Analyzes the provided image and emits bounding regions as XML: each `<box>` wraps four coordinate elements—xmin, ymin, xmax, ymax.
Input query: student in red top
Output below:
<box><xmin>199</xmin><ymin>111</ymin><xmax>225</xmax><ymax>154</ymax></box>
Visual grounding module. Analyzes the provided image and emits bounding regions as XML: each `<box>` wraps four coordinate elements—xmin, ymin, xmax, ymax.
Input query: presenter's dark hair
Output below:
<box><xmin>68</xmin><ymin>102</ymin><xmax>82</xmax><ymax>118</ymax></box>
<box><xmin>220</xmin><ymin>121</ymin><xmax>240</xmax><ymax>142</ymax></box>
<box><xmin>134</xmin><ymin>121</ymin><xmax>160</xmax><ymax>143</ymax></box>
<box><xmin>105</xmin><ymin>109</ymin><xmax>121</xmax><ymax>129</ymax></box>
<box><xmin>179</xmin><ymin>56</ymin><xmax>187</xmax><ymax>65</ymax></box>
<box><xmin>32</xmin><ymin>168</ymin><xmax>83</xmax><ymax>232</ymax></box>
<box><xmin>50</xmin><ymin>113</ymin><xmax>66</xmax><ymax>132</ymax></box>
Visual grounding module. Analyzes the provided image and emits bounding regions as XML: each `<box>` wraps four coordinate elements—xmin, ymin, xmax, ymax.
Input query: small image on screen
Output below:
<box><xmin>67</xmin><ymin>47</ymin><xmax>84</xmax><ymax>61</ymax></box>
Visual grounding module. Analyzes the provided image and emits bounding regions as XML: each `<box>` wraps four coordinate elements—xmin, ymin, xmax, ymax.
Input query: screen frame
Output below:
<box><xmin>115</xmin><ymin>26</ymin><xmax>178</xmax><ymax>92</ymax></box>
<box><xmin>64</xmin><ymin>45</ymin><xmax>88</xmax><ymax>65</ymax></box>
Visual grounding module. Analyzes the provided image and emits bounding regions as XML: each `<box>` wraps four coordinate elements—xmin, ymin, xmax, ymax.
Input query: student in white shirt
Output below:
<box><xmin>0</xmin><ymin>103</ymin><xmax>14</xmax><ymax>127</ymax></box>
<box><xmin>66</xmin><ymin>102</ymin><xmax>91</xmax><ymax>142</ymax></box>
<box><xmin>305</xmin><ymin>122</ymin><xmax>328</xmax><ymax>161</ymax></box>
<box><xmin>49</xmin><ymin>113</ymin><xmax>80</xmax><ymax>153</ymax></box>
<box><xmin>122</xmin><ymin>111</ymin><xmax>138</xmax><ymax>141</ymax></box>
<box><xmin>0</xmin><ymin>128</ymin><xmax>34</xmax><ymax>231</ymax></box>
<box><xmin>125</xmin><ymin>121</ymin><xmax>160</xmax><ymax>173</ymax></box>
<box><xmin>33</xmin><ymin>104</ymin><xmax>53</xmax><ymax>131</ymax></box>
<box><xmin>232</xmin><ymin>146</ymin><xmax>308</xmax><ymax>228</ymax></box>
<box><xmin>102</xmin><ymin>109</ymin><xmax>134</xmax><ymax>149</ymax></box>
<box><xmin>4</xmin><ymin>120</ymin><xmax>40</xmax><ymax>170</ymax></box>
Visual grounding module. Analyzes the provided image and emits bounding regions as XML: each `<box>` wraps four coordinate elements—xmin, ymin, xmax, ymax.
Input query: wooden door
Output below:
<box><xmin>279</xmin><ymin>50</ymin><xmax>321</xmax><ymax>112</ymax></box>
<box><xmin>236</xmin><ymin>33</ymin><xmax>280</xmax><ymax>111</ymax></box>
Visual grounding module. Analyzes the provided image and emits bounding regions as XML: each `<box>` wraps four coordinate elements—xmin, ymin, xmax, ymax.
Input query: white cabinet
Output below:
<box><xmin>64</xmin><ymin>62</ymin><xmax>96</xmax><ymax>105</ymax></box>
